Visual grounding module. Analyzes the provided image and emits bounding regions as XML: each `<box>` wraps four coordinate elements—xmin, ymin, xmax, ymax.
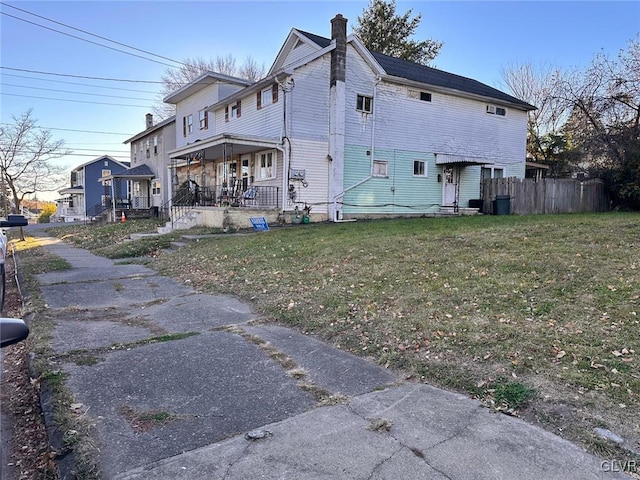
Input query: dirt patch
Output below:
<box><xmin>1</xmin><ymin>255</ymin><xmax>58</xmax><ymax>479</ymax></box>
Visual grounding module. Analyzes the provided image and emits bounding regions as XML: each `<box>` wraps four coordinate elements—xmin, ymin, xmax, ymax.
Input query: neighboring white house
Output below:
<box><xmin>164</xmin><ymin>14</ymin><xmax>534</xmax><ymax>223</ymax></box>
<box><xmin>122</xmin><ymin>114</ymin><xmax>176</xmax><ymax>210</ymax></box>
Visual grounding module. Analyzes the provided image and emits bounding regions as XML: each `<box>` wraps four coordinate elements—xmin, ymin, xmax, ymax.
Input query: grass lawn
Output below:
<box><xmin>45</xmin><ymin>213</ymin><xmax>640</xmax><ymax>463</ymax></box>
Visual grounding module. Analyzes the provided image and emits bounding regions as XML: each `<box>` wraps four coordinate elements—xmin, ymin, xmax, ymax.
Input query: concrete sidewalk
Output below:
<box><xmin>27</xmin><ymin>234</ymin><xmax>628</xmax><ymax>479</ymax></box>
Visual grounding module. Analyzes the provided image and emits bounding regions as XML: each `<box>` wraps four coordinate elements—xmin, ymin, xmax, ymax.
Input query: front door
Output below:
<box><xmin>442</xmin><ymin>165</ymin><xmax>458</xmax><ymax>206</ymax></box>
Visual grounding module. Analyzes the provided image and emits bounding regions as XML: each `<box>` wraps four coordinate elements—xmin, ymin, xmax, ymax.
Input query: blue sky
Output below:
<box><xmin>1</xmin><ymin>1</ymin><xmax>638</xmax><ymax>200</ymax></box>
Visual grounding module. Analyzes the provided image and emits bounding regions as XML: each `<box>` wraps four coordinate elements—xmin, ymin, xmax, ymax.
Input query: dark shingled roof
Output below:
<box><xmin>117</xmin><ymin>164</ymin><xmax>155</xmax><ymax>177</ymax></box>
<box><xmin>296</xmin><ymin>31</ymin><xmax>535</xmax><ymax>110</ymax></box>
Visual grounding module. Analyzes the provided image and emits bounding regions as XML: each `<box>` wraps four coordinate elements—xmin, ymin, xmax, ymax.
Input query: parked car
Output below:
<box><xmin>0</xmin><ymin>215</ymin><xmax>28</xmax><ymax>312</ymax></box>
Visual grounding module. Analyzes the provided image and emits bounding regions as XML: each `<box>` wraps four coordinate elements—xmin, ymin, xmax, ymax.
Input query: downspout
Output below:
<box><xmin>276</xmin><ymin>76</ymin><xmax>295</xmax><ymax>211</ymax></box>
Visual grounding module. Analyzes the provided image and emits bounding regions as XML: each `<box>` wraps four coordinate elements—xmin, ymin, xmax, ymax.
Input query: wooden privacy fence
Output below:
<box><xmin>482</xmin><ymin>178</ymin><xmax>610</xmax><ymax>215</ymax></box>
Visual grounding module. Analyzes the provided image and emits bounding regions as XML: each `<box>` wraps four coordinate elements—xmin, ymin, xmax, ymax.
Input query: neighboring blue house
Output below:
<box><xmin>55</xmin><ymin>155</ymin><xmax>130</xmax><ymax>222</ymax></box>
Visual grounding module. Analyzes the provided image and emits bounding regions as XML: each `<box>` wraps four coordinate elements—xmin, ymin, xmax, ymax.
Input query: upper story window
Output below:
<box><xmin>199</xmin><ymin>110</ymin><xmax>208</xmax><ymax>130</ymax></box>
<box><xmin>373</xmin><ymin>160</ymin><xmax>388</xmax><ymax>177</ymax></box>
<box><xmin>408</xmin><ymin>89</ymin><xmax>432</xmax><ymax>102</ymax></box>
<box><xmin>225</xmin><ymin>100</ymin><xmax>242</xmax><ymax>122</ymax></box>
<box><xmin>183</xmin><ymin>114</ymin><xmax>193</xmax><ymax>136</ymax></box>
<box><xmin>486</xmin><ymin>105</ymin><xmax>506</xmax><ymax>116</ymax></box>
<box><xmin>101</xmin><ymin>169</ymin><xmax>111</xmax><ymax>178</ymax></box>
<box><xmin>145</xmin><ymin>139</ymin><xmax>150</xmax><ymax>158</ymax></box>
<box><xmin>152</xmin><ymin>180</ymin><xmax>161</xmax><ymax>195</ymax></box>
<box><xmin>153</xmin><ymin>136</ymin><xmax>158</xmax><ymax>155</ymax></box>
<box><xmin>256</xmin><ymin>151</ymin><xmax>275</xmax><ymax>180</ymax></box>
<box><xmin>356</xmin><ymin>94</ymin><xmax>373</xmax><ymax>113</ymax></box>
<box><xmin>257</xmin><ymin>85</ymin><xmax>278</xmax><ymax>110</ymax></box>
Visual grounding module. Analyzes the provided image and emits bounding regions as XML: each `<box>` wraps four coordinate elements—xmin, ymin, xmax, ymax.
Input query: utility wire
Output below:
<box><xmin>1</xmin><ymin>11</ymin><xmax>181</xmax><ymax>68</ymax></box>
<box><xmin>12</xmin><ymin>146</ymin><xmax>130</xmax><ymax>154</ymax></box>
<box><xmin>2</xmin><ymin>92</ymin><xmax>151</xmax><ymax>108</ymax></box>
<box><xmin>1</xmin><ymin>2</ymin><xmax>187</xmax><ymax>67</ymax></box>
<box><xmin>1</xmin><ymin>73</ymin><xmax>158</xmax><ymax>93</ymax></box>
<box><xmin>1</xmin><ymin>66</ymin><xmax>167</xmax><ymax>84</ymax></box>
<box><xmin>0</xmin><ymin>123</ymin><xmax>134</xmax><ymax>135</ymax></box>
<box><xmin>2</xmin><ymin>83</ymin><xmax>157</xmax><ymax>101</ymax></box>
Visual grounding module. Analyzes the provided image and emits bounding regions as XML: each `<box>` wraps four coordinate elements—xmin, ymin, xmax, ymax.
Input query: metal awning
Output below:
<box><xmin>435</xmin><ymin>154</ymin><xmax>492</xmax><ymax>166</ymax></box>
<box><xmin>58</xmin><ymin>186</ymin><xmax>84</xmax><ymax>195</ymax></box>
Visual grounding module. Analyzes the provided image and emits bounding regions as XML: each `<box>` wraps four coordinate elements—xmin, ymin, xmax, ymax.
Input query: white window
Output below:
<box><xmin>183</xmin><ymin>114</ymin><xmax>193</xmax><ymax>136</ymax></box>
<box><xmin>261</xmin><ymin>88</ymin><xmax>273</xmax><ymax>107</ymax></box>
<box><xmin>486</xmin><ymin>105</ymin><xmax>506</xmax><ymax>116</ymax></box>
<box><xmin>153</xmin><ymin>136</ymin><xmax>158</xmax><ymax>155</ymax></box>
<box><xmin>230</xmin><ymin>104</ymin><xmax>238</xmax><ymax>119</ymax></box>
<box><xmin>199</xmin><ymin>110</ymin><xmax>208</xmax><ymax>130</ymax></box>
<box><xmin>256</xmin><ymin>151</ymin><xmax>275</xmax><ymax>180</ymax></box>
<box><xmin>145</xmin><ymin>139</ymin><xmax>150</xmax><ymax>158</ymax></box>
<box><xmin>104</xmin><ymin>160</ymin><xmax>109</xmax><ymax>166</ymax></box>
<box><xmin>356</xmin><ymin>94</ymin><xmax>373</xmax><ymax>113</ymax></box>
<box><xmin>373</xmin><ymin>160</ymin><xmax>388</xmax><ymax>177</ymax></box>
<box><xmin>413</xmin><ymin>160</ymin><xmax>427</xmax><ymax>177</ymax></box>
<box><xmin>152</xmin><ymin>180</ymin><xmax>161</xmax><ymax>195</ymax></box>
<box><xmin>481</xmin><ymin>166</ymin><xmax>505</xmax><ymax>179</ymax></box>
<box><xmin>101</xmin><ymin>169</ymin><xmax>111</xmax><ymax>178</ymax></box>
<box><xmin>408</xmin><ymin>89</ymin><xmax>432</xmax><ymax>102</ymax></box>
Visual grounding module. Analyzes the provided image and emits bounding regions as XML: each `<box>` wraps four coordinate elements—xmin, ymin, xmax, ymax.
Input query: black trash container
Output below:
<box><xmin>149</xmin><ymin>206</ymin><xmax>159</xmax><ymax>218</ymax></box>
<box><xmin>493</xmin><ymin>195</ymin><xmax>511</xmax><ymax>215</ymax></box>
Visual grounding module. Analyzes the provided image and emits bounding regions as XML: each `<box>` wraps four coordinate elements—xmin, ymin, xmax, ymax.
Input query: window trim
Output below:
<box><xmin>356</xmin><ymin>94</ymin><xmax>373</xmax><ymax>114</ymax></box>
<box><xmin>486</xmin><ymin>105</ymin><xmax>506</xmax><ymax>116</ymax></box>
<box><xmin>255</xmin><ymin>150</ymin><xmax>276</xmax><ymax>181</ymax></box>
<box><xmin>372</xmin><ymin>159</ymin><xmax>388</xmax><ymax>178</ymax></box>
<box><xmin>153</xmin><ymin>136</ymin><xmax>158</xmax><ymax>155</ymax></box>
<box><xmin>413</xmin><ymin>160</ymin><xmax>427</xmax><ymax>177</ymax></box>
<box><xmin>199</xmin><ymin>109</ymin><xmax>208</xmax><ymax>130</ymax></box>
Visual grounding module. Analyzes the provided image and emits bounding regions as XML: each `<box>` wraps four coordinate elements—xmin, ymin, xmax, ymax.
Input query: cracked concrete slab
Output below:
<box><xmin>36</xmin><ymin>264</ymin><xmax>156</xmax><ymax>285</ymax></box>
<box><xmin>241</xmin><ymin>324</ymin><xmax>398</xmax><ymax>396</ymax></box>
<box><xmin>39</xmin><ymin>275</ymin><xmax>192</xmax><ymax>309</ymax></box>
<box><xmin>117</xmin><ymin>384</ymin><xmax>628</xmax><ymax>480</ymax></box>
<box><xmin>63</xmin><ymin>331</ymin><xmax>316</xmax><ymax>477</ymax></box>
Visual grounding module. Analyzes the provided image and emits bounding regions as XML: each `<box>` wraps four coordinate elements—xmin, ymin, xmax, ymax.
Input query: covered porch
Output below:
<box><xmin>168</xmin><ymin>133</ymin><xmax>284</xmax><ymax>212</ymax></box>
<box><xmin>105</xmin><ymin>164</ymin><xmax>157</xmax><ymax>221</ymax></box>
<box><xmin>436</xmin><ymin>153</ymin><xmax>492</xmax><ymax>213</ymax></box>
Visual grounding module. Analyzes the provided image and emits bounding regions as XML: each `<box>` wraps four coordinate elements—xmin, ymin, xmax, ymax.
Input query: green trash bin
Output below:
<box><xmin>493</xmin><ymin>195</ymin><xmax>511</xmax><ymax>215</ymax></box>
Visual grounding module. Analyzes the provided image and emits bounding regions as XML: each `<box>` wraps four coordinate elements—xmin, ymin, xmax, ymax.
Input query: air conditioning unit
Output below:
<box><xmin>486</xmin><ymin>105</ymin><xmax>496</xmax><ymax>114</ymax></box>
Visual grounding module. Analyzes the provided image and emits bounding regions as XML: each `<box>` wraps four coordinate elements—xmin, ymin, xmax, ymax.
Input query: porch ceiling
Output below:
<box><xmin>168</xmin><ymin>133</ymin><xmax>281</xmax><ymax>161</ymax></box>
<box><xmin>435</xmin><ymin>153</ymin><xmax>492</xmax><ymax>166</ymax></box>
<box><xmin>59</xmin><ymin>186</ymin><xmax>84</xmax><ymax>195</ymax></box>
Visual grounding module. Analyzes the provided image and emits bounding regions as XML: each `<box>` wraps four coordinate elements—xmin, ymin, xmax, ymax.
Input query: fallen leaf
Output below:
<box><xmin>556</xmin><ymin>351</ymin><xmax>566</xmax><ymax>359</ymax></box>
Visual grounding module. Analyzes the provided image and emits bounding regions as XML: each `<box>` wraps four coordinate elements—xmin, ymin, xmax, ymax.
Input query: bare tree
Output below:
<box><xmin>153</xmin><ymin>55</ymin><xmax>266</xmax><ymax>119</ymax></box>
<box><xmin>501</xmin><ymin>62</ymin><xmax>571</xmax><ymax>173</ymax></box>
<box><xmin>0</xmin><ymin>109</ymin><xmax>68</xmax><ymax>216</ymax></box>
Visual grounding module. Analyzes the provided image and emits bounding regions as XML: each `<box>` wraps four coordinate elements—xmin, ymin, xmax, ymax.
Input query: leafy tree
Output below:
<box><xmin>37</xmin><ymin>203</ymin><xmax>57</xmax><ymax>223</ymax></box>
<box><xmin>0</xmin><ymin>110</ymin><xmax>68</xmax><ymax>216</ymax></box>
<box><xmin>154</xmin><ymin>55</ymin><xmax>266</xmax><ymax>119</ymax></box>
<box><xmin>354</xmin><ymin>0</ymin><xmax>442</xmax><ymax>65</ymax></box>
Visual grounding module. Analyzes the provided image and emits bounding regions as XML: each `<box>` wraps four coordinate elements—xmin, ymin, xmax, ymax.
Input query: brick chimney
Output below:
<box><xmin>328</xmin><ymin>14</ymin><xmax>347</xmax><ymax>221</ymax></box>
<box><xmin>145</xmin><ymin>113</ymin><xmax>153</xmax><ymax>129</ymax></box>
<box><xmin>330</xmin><ymin>14</ymin><xmax>347</xmax><ymax>87</ymax></box>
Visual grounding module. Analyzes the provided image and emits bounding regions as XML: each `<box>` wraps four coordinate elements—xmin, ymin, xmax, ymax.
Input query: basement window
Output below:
<box><xmin>356</xmin><ymin>94</ymin><xmax>373</xmax><ymax>113</ymax></box>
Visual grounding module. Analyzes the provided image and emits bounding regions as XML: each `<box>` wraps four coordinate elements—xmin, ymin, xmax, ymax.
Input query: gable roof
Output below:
<box><xmin>115</xmin><ymin>164</ymin><xmax>155</xmax><ymax>177</ymax></box>
<box><xmin>70</xmin><ymin>155</ymin><xmax>129</xmax><ymax>172</ymax></box>
<box><xmin>164</xmin><ymin>71</ymin><xmax>252</xmax><ymax>104</ymax></box>
<box><xmin>124</xmin><ymin>116</ymin><xmax>175</xmax><ymax>144</ymax></box>
<box><xmin>296</xmin><ymin>31</ymin><xmax>535</xmax><ymax>110</ymax></box>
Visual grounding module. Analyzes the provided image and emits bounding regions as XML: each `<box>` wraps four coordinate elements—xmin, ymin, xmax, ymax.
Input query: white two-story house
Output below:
<box><xmin>165</xmin><ymin>14</ymin><xmax>534</xmax><ymax>223</ymax></box>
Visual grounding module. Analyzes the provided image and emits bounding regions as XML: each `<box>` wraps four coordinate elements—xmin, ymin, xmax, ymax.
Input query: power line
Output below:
<box><xmin>2</xmin><ymin>92</ymin><xmax>151</xmax><ymax>108</ymax></box>
<box><xmin>1</xmin><ymin>2</ymin><xmax>187</xmax><ymax>67</ymax></box>
<box><xmin>0</xmin><ymin>122</ymin><xmax>135</xmax><ymax>136</ymax></box>
<box><xmin>2</xmin><ymin>83</ymin><xmax>157</xmax><ymax>101</ymax></box>
<box><xmin>0</xmin><ymin>66</ymin><xmax>167</xmax><ymax>84</ymax></box>
<box><xmin>1</xmin><ymin>11</ymin><xmax>180</xmax><ymax>68</ymax></box>
<box><xmin>1</xmin><ymin>73</ymin><xmax>159</xmax><ymax>93</ymax></box>
<box><xmin>12</xmin><ymin>146</ymin><xmax>130</xmax><ymax>154</ymax></box>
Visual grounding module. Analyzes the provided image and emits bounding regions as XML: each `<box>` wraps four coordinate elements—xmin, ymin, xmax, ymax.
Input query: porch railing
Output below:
<box><xmin>198</xmin><ymin>184</ymin><xmax>280</xmax><ymax>209</ymax></box>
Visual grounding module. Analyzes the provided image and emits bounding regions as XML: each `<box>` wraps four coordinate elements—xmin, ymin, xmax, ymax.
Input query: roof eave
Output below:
<box><xmin>123</xmin><ymin>116</ymin><xmax>176</xmax><ymax>144</ymax></box>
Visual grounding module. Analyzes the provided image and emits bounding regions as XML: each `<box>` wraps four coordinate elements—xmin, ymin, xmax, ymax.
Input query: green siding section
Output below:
<box><xmin>343</xmin><ymin>145</ymin><xmax>442</xmax><ymax>214</ymax></box>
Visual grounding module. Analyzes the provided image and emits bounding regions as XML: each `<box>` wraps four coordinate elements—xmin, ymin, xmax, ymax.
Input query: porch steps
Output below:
<box><xmin>157</xmin><ymin>209</ymin><xmax>203</xmax><ymax>234</ymax></box>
